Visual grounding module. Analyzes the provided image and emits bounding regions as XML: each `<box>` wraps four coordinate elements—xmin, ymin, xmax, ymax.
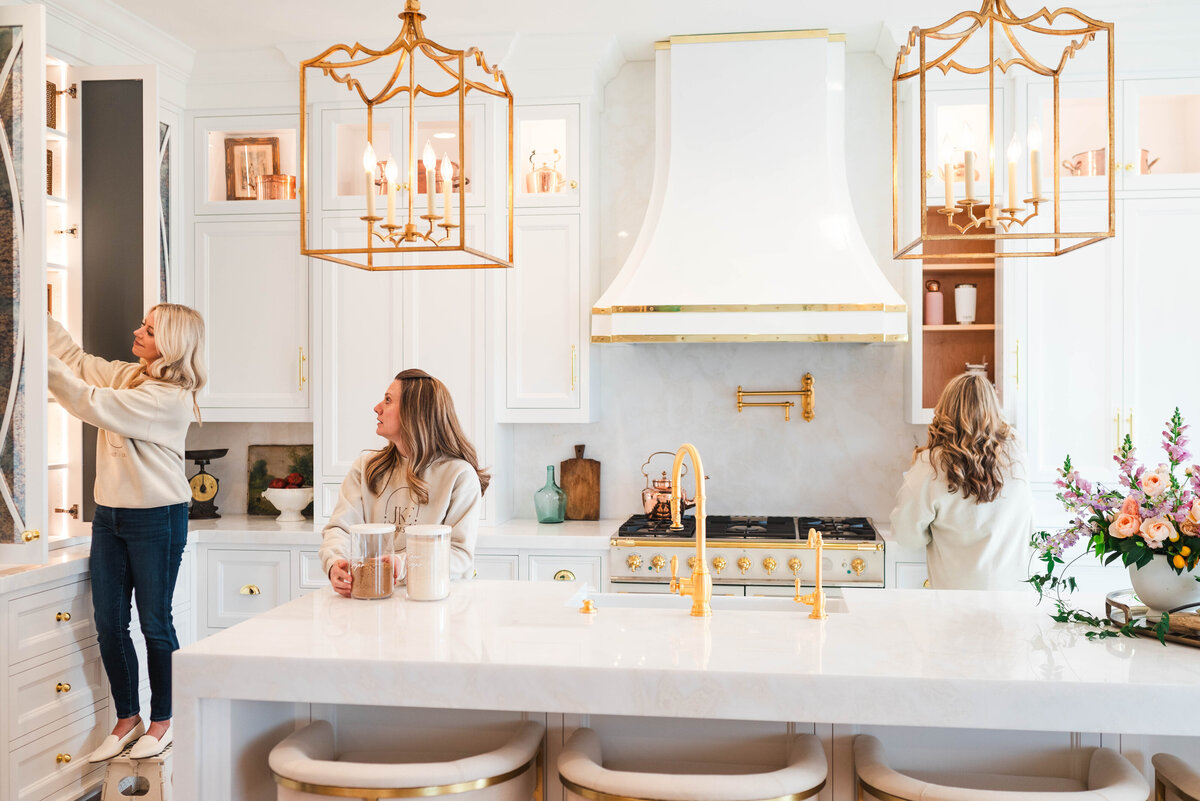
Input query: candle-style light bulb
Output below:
<box><xmin>939</xmin><ymin>135</ymin><xmax>955</xmax><ymax>211</ymax></box>
<box><xmin>1028</xmin><ymin>121</ymin><xmax>1042</xmax><ymax>199</ymax></box>
<box><xmin>440</xmin><ymin>154</ymin><xmax>454</xmax><ymax>227</ymax></box>
<box><xmin>960</xmin><ymin>123</ymin><xmax>975</xmax><ymax>203</ymax></box>
<box><xmin>384</xmin><ymin>157</ymin><xmax>398</xmax><ymax>226</ymax></box>
<box><xmin>1007</xmin><ymin>133</ymin><xmax>1021</xmax><ymax>209</ymax></box>
<box><xmin>363</xmin><ymin>143</ymin><xmax>377</xmax><ymax>219</ymax></box>
<box><xmin>422</xmin><ymin>140</ymin><xmax>437</xmax><ymax>219</ymax></box>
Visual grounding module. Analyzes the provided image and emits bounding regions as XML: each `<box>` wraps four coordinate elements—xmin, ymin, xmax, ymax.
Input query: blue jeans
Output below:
<box><xmin>90</xmin><ymin>503</ymin><xmax>188</xmax><ymax>722</ymax></box>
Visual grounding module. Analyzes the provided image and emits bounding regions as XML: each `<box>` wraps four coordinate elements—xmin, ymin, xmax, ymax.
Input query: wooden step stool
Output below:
<box><xmin>101</xmin><ymin>743</ymin><xmax>172</xmax><ymax>801</ymax></box>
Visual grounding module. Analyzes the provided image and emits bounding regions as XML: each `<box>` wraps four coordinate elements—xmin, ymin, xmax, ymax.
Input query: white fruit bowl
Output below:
<box><xmin>261</xmin><ymin>486</ymin><xmax>315</xmax><ymax>522</ymax></box>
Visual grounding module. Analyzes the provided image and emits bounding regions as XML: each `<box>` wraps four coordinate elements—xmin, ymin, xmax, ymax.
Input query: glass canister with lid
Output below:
<box><xmin>405</xmin><ymin>524</ymin><xmax>452</xmax><ymax>601</ymax></box>
<box><xmin>349</xmin><ymin>523</ymin><xmax>396</xmax><ymax>600</ymax></box>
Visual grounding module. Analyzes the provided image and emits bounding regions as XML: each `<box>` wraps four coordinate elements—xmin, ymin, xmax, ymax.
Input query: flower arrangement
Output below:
<box><xmin>1028</xmin><ymin>408</ymin><xmax>1200</xmax><ymax>642</ymax></box>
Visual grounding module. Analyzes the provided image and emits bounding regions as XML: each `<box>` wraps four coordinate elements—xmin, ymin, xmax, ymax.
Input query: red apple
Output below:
<box><xmin>268</xmin><ymin>478</ymin><xmax>287</xmax><ymax>489</ymax></box>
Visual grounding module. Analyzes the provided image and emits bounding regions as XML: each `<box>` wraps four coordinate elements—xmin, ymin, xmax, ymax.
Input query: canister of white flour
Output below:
<box><xmin>405</xmin><ymin>524</ymin><xmax>452</xmax><ymax>601</ymax></box>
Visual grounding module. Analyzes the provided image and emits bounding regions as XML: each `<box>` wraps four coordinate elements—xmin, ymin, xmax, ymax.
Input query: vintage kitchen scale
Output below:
<box><xmin>185</xmin><ymin>448</ymin><xmax>227</xmax><ymax>519</ymax></box>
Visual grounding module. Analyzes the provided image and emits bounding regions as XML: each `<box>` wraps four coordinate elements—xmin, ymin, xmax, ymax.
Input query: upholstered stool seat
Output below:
<box><xmin>854</xmin><ymin>735</ymin><xmax>1149</xmax><ymax>801</ymax></box>
<box><xmin>558</xmin><ymin>727</ymin><xmax>827</xmax><ymax>801</ymax></box>
<box><xmin>1154</xmin><ymin>753</ymin><xmax>1200</xmax><ymax>801</ymax></box>
<box><xmin>269</xmin><ymin>719</ymin><xmax>544</xmax><ymax>801</ymax></box>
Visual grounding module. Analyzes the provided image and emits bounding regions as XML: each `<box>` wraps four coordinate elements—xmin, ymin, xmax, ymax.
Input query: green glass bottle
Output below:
<box><xmin>534</xmin><ymin>465</ymin><xmax>567</xmax><ymax>523</ymax></box>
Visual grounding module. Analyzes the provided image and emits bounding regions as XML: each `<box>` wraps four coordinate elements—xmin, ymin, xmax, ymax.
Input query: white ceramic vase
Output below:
<box><xmin>1128</xmin><ymin>555</ymin><xmax>1200</xmax><ymax>614</ymax></box>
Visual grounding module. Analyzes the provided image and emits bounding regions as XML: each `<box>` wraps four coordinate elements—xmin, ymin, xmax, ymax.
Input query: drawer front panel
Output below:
<box><xmin>12</xmin><ymin>709</ymin><xmax>107</xmax><ymax>801</ymax></box>
<box><xmin>474</xmin><ymin>554</ymin><xmax>519</xmax><ymax>581</ymax></box>
<box><xmin>10</xmin><ymin>581</ymin><xmax>95</xmax><ymax>668</ymax></box>
<box><xmin>298</xmin><ymin>549</ymin><xmax>326</xmax><ymax>592</ymax></box>
<box><xmin>528</xmin><ymin>554</ymin><xmax>601</xmax><ymax>587</ymax></box>
<box><xmin>10</xmin><ymin>645</ymin><xmax>108</xmax><ymax>742</ymax></box>
<box><xmin>206</xmin><ymin>549</ymin><xmax>291</xmax><ymax>629</ymax></box>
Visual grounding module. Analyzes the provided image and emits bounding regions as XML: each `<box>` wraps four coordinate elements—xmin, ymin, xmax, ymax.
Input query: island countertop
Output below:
<box><xmin>174</xmin><ymin>580</ymin><xmax>1200</xmax><ymax>737</ymax></box>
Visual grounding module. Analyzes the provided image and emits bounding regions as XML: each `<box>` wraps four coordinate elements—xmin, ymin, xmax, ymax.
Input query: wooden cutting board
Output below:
<box><xmin>560</xmin><ymin>444</ymin><xmax>600</xmax><ymax>520</ymax></box>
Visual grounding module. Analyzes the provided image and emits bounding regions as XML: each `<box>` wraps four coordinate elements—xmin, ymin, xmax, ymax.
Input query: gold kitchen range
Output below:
<box><xmin>610</xmin><ymin>515</ymin><xmax>885</xmax><ymax>593</ymax></box>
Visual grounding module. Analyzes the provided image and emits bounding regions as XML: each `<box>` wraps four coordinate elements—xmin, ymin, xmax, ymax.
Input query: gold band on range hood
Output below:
<box><xmin>590</xmin><ymin>302</ymin><xmax>909</xmax><ymax>343</ymax></box>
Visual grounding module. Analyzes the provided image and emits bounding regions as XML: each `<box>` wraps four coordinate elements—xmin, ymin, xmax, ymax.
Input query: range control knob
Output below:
<box><xmin>687</xmin><ymin>556</ymin><xmax>699</xmax><ymax>572</ymax></box>
<box><xmin>788</xmin><ymin>557</ymin><xmax>802</xmax><ymax>576</ymax></box>
<box><xmin>850</xmin><ymin>557</ymin><xmax>866</xmax><ymax>576</ymax></box>
<box><xmin>763</xmin><ymin>557</ymin><xmax>777</xmax><ymax>575</ymax></box>
<box><xmin>626</xmin><ymin>554</ymin><xmax>642</xmax><ymax>571</ymax></box>
<box><xmin>736</xmin><ymin>556</ymin><xmax>751</xmax><ymax>575</ymax></box>
<box><xmin>650</xmin><ymin>554</ymin><xmax>667</xmax><ymax>573</ymax></box>
<box><xmin>712</xmin><ymin>556</ymin><xmax>727</xmax><ymax>574</ymax></box>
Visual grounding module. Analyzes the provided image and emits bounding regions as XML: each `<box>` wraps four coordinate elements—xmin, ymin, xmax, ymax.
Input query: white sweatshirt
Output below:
<box><xmin>889</xmin><ymin>450</ymin><xmax>1034</xmax><ymax>591</ymax></box>
<box><xmin>46</xmin><ymin>317</ymin><xmax>194</xmax><ymax>508</ymax></box>
<box><xmin>320</xmin><ymin>452</ymin><xmax>482</xmax><ymax>580</ymax></box>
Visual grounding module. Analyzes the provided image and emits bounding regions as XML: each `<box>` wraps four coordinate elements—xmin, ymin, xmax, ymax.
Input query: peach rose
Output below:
<box><xmin>1139</xmin><ymin>515</ymin><xmax>1175</xmax><ymax>548</ymax></box>
<box><xmin>1119</xmin><ymin>496</ymin><xmax>1142</xmax><ymax>520</ymax></box>
<box><xmin>1141</xmin><ymin>470</ymin><xmax>1170</xmax><ymax>498</ymax></box>
<box><xmin>1187</xmin><ymin>499</ymin><xmax>1200</xmax><ymax>528</ymax></box>
<box><xmin>1109</xmin><ymin>513</ymin><xmax>1141</xmax><ymax>539</ymax></box>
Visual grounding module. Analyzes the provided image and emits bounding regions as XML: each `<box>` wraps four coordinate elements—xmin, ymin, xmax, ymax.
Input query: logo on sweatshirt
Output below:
<box><xmin>381</xmin><ymin>486</ymin><xmax>420</xmax><ymax>533</ymax></box>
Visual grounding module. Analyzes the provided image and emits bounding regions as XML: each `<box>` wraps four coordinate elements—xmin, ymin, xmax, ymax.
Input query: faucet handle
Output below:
<box><xmin>793</xmin><ymin>576</ymin><xmax>803</xmax><ymax>603</ymax></box>
<box><xmin>669</xmin><ymin>554</ymin><xmax>679</xmax><ymax>593</ymax></box>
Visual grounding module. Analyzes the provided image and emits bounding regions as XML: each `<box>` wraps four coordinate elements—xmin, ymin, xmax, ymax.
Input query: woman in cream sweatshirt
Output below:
<box><xmin>47</xmin><ymin>305</ymin><xmax>205</xmax><ymax>761</ymax></box>
<box><xmin>321</xmin><ymin>369</ymin><xmax>487</xmax><ymax>596</ymax></box>
<box><xmin>890</xmin><ymin>373</ymin><xmax>1033</xmax><ymax>590</ymax></box>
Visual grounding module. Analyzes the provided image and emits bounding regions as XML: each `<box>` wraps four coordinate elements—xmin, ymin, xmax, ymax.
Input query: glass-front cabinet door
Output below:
<box><xmin>1026</xmin><ymin>79</ymin><xmax>1114</xmax><ymax>195</ymax></box>
<box><xmin>515</xmin><ymin>104</ymin><xmax>580</xmax><ymax>208</ymax></box>
<box><xmin>1122</xmin><ymin>77</ymin><xmax>1200</xmax><ymax>191</ymax></box>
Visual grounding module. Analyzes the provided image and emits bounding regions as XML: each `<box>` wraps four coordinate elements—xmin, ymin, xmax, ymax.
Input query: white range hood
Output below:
<box><xmin>591</xmin><ymin>31</ymin><xmax>907</xmax><ymax>343</ymax></box>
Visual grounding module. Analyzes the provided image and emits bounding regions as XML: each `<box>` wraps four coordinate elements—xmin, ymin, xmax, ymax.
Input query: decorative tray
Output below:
<box><xmin>1105</xmin><ymin>589</ymin><xmax>1200</xmax><ymax>648</ymax></box>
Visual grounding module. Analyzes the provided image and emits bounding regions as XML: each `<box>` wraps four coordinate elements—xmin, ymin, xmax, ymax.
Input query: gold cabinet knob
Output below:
<box><xmin>553</xmin><ymin>569</ymin><xmax>576</xmax><ymax>581</ymax></box>
<box><xmin>712</xmin><ymin>556</ymin><xmax>727</xmax><ymax>574</ymax></box>
<box><xmin>55</xmin><ymin>611</ymin><xmax>71</xmax><ymax>622</ymax></box>
<box><xmin>579</xmin><ymin>599</ymin><xmax>597</xmax><ymax>614</ymax></box>
<box><xmin>1123</xmin><ymin>162</ymin><xmax>1134</xmax><ymax>171</ymax></box>
<box><xmin>650</xmin><ymin>554</ymin><xmax>666</xmax><ymax>573</ymax></box>
<box><xmin>626</xmin><ymin>554</ymin><xmax>642</xmax><ymax>571</ymax></box>
<box><xmin>56</xmin><ymin>753</ymin><xmax>72</xmax><ymax>764</ymax></box>
<box><xmin>239</xmin><ymin>584</ymin><xmax>261</xmax><ymax>595</ymax></box>
<box><xmin>736</xmin><ymin>556</ymin><xmax>751</xmax><ymax>575</ymax></box>
<box><xmin>56</xmin><ymin>682</ymin><xmax>71</xmax><ymax>693</ymax></box>
<box><xmin>23</xmin><ymin>529</ymin><xmax>40</xmax><ymax>542</ymax></box>
<box><xmin>788</xmin><ymin>557</ymin><xmax>802</xmax><ymax>576</ymax></box>
<box><xmin>850</xmin><ymin>557</ymin><xmax>866</xmax><ymax>576</ymax></box>
<box><xmin>923</xmin><ymin>578</ymin><xmax>931</xmax><ymax>588</ymax></box>
<box><xmin>763</xmin><ymin>557</ymin><xmax>777</xmax><ymax>575</ymax></box>
<box><xmin>687</xmin><ymin>556</ymin><xmax>699</xmax><ymax>572</ymax></box>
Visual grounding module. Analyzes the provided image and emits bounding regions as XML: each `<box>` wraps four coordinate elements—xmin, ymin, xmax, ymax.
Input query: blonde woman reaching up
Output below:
<box><xmin>890</xmin><ymin>372</ymin><xmax>1033</xmax><ymax>590</ymax></box>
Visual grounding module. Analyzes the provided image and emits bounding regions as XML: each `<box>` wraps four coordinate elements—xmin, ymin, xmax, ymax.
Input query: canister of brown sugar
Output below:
<box><xmin>349</xmin><ymin>523</ymin><xmax>395</xmax><ymax>600</ymax></box>
<box><xmin>405</xmin><ymin>524</ymin><xmax>451</xmax><ymax>601</ymax></box>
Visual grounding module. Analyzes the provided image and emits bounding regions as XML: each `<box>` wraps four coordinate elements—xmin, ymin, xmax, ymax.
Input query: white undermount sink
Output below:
<box><xmin>578</xmin><ymin>589</ymin><xmax>849</xmax><ymax>615</ymax></box>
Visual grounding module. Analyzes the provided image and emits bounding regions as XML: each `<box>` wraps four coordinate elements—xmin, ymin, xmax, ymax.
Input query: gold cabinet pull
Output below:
<box><xmin>570</xmin><ymin>345</ymin><xmax>577</xmax><ymax>392</ymax></box>
<box><xmin>239</xmin><ymin>584</ymin><xmax>262</xmax><ymax>595</ymax></box>
<box><xmin>923</xmin><ymin>578</ymin><xmax>931</xmax><ymax>588</ymax></box>
<box><xmin>552</xmin><ymin>569</ymin><xmax>575</xmax><ymax>581</ymax></box>
<box><xmin>1115</xmin><ymin>407</ymin><xmax>1122</xmax><ymax>450</ymax></box>
<box><xmin>298</xmin><ymin>346</ymin><xmax>308</xmax><ymax>392</ymax></box>
<box><xmin>55</xmin><ymin>611</ymin><xmax>71</xmax><ymax>622</ymax></box>
<box><xmin>22</xmin><ymin>529</ymin><xmax>40</xmax><ymax>542</ymax></box>
<box><xmin>1126</xmin><ymin>407</ymin><xmax>1133</xmax><ymax>442</ymax></box>
<box><xmin>1012</xmin><ymin>339</ymin><xmax>1020</xmax><ymax>390</ymax></box>
<box><xmin>56</xmin><ymin>753</ymin><xmax>72</xmax><ymax>764</ymax></box>
<box><xmin>56</xmin><ymin>682</ymin><xmax>71</xmax><ymax>693</ymax></box>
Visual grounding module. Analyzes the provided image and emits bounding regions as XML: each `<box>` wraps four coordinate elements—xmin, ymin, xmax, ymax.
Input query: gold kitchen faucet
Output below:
<box><xmin>667</xmin><ymin>443</ymin><xmax>712</xmax><ymax>617</ymax></box>
<box><xmin>793</xmin><ymin>528</ymin><xmax>827</xmax><ymax>619</ymax></box>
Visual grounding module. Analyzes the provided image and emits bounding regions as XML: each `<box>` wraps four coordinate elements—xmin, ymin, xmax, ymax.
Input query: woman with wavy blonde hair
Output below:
<box><xmin>46</xmin><ymin>303</ymin><xmax>206</xmax><ymax>761</ymax></box>
<box><xmin>890</xmin><ymin>372</ymin><xmax>1032</xmax><ymax>590</ymax></box>
<box><xmin>321</xmin><ymin>369</ymin><xmax>487</xmax><ymax>597</ymax></box>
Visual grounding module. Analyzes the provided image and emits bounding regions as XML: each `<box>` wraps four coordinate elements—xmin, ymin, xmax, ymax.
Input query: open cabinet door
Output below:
<box><xmin>0</xmin><ymin>5</ymin><xmax>47</xmax><ymax>563</ymax></box>
<box><xmin>64</xmin><ymin>63</ymin><xmax>160</xmax><ymax>526</ymax></box>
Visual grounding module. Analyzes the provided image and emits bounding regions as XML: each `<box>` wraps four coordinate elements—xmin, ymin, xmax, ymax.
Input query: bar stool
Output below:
<box><xmin>854</xmin><ymin>735</ymin><xmax>1149</xmax><ymax>801</ymax></box>
<box><xmin>558</xmin><ymin>727</ymin><xmax>827</xmax><ymax>801</ymax></box>
<box><xmin>1154</xmin><ymin>753</ymin><xmax>1200</xmax><ymax>801</ymax></box>
<box><xmin>269</xmin><ymin>719</ymin><xmax>544</xmax><ymax>801</ymax></box>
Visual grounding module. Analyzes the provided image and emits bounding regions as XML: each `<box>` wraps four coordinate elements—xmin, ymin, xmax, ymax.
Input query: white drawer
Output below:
<box><xmin>474</xmin><ymin>553</ymin><xmax>518</xmax><ymax>580</ymax></box>
<box><xmin>11</xmin><ymin>708</ymin><xmax>107</xmax><ymax>801</ymax></box>
<box><xmin>528</xmin><ymin>554</ymin><xmax>601</xmax><ymax>587</ymax></box>
<box><xmin>895</xmin><ymin>562</ymin><xmax>930</xmax><ymax>589</ymax></box>
<box><xmin>9</xmin><ymin>581</ymin><xmax>95</xmax><ymax>669</ymax></box>
<box><xmin>298</xmin><ymin>549</ymin><xmax>326</xmax><ymax>591</ymax></box>
<box><xmin>9</xmin><ymin>644</ymin><xmax>108</xmax><ymax>743</ymax></box>
<box><xmin>205</xmin><ymin>549</ymin><xmax>291</xmax><ymax>629</ymax></box>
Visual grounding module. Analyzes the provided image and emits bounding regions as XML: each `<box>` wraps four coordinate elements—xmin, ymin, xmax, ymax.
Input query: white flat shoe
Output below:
<box><xmin>87</xmin><ymin>722</ymin><xmax>145</xmax><ymax>763</ymax></box>
<box><xmin>129</xmin><ymin>725</ymin><xmax>172</xmax><ymax>759</ymax></box>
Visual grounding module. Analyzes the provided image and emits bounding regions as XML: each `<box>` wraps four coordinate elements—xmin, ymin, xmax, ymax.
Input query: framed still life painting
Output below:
<box><xmin>225</xmin><ymin>136</ymin><xmax>280</xmax><ymax>200</ymax></box>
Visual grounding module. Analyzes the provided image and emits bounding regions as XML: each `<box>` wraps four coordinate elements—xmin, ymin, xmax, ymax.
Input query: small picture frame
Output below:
<box><xmin>224</xmin><ymin>136</ymin><xmax>280</xmax><ymax>201</ymax></box>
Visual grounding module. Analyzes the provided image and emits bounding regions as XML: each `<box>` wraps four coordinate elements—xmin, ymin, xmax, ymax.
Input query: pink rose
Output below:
<box><xmin>1141</xmin><ymin>471</ymin><xmax>1169</xmax><ymax>498</ymax></box>
<box><xmin>1139</xmin><ymin>515</ymin><xmax>1175</xmax><ymax>548</ymax></box>
<box><xmin>1109</xmin><ymin>513</ymin><xmax>1141</xmax><ymax>539</ymax></box>
<box><xmin>1119</xmin><ymin>496</ymin><xmax>1142</xmax><ymax>519</ymax></box>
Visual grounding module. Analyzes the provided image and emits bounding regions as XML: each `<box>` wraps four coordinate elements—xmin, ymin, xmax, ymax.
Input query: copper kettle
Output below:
<box><xmin>641</xmin><ymin>451</ymin><xmax>695</xmax><ymax>522</ymax></box>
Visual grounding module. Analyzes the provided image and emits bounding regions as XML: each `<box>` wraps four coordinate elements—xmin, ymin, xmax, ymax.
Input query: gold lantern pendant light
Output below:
<box><xmin>892</xmin><ymin>0</ymin><xmax>1114</xmax><ymax>260</ymax></box>
<box><xmin>299</xmin><ymin>0</ymin><xmax>514</xmax><ymax>271</ymax></box>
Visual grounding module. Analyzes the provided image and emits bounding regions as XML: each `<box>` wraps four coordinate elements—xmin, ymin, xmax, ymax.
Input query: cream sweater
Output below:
<box><xmin>320</xmin><ymin>452</ymin><xmax>482</xmax><ymax>580</ymax></box>
<box><xmin>46</xmin><ymin>317</ymin><xmax>194</xmax><ymax>508</ymax></box>
<box><xmin>889</xmin><ymin>450</ymin><xmax>1034</xmax><ymax>591</ymax></box>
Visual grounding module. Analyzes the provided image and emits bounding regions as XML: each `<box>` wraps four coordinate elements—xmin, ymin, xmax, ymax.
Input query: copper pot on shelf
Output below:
<box><xmin>640</xmin><ymin>451</ymin><xmax>695</xmax><ymax>522</ymax></box>
<box><xmin>256</xmin><ymin>174</ymin><xmax>296</xmax><ymax>200</ymax></box>
<box><xmin>1061</xmin><ymin>147</ymin><xmax>1159</xmax><ymax>177</ymax></box>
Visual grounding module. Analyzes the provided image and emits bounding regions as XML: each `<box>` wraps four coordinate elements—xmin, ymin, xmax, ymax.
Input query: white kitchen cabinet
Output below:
<box><xmin>515</xmin><ymin>103</ymin><xmax>581</xmax><ymax>208</ymax></box>
<box><xmin>201</xmin><ymin>548</ymin><xmax>291</xmax><ymax>634</ymax></box>
<box><xmin>894</xmin><ymin>562</ymin><xmax>931</xmax><ymax>589</ymax></box>
<box><xmin>527</xmin><ymin>553</ymin><xmax>602</xmax><ymax>587</ymax></box>
<box><xmin>191</xmin><ymin>112</ymin><xmax>299</xmax><ymax>215</ymax></box>
<box><xmin>193</xmin><ymin>219</ymin><xmax>311</xmax><ymax>421</ymax></box>
<box><xmin>474</xmin><ymin>553</ymin><xmax>519</xmax><ymax>581</ymax></box>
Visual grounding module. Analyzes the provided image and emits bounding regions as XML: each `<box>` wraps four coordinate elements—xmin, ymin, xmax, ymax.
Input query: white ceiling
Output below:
<box><xmin>103</xmin><ymin>0</ymin><xmax>1197</xmax><ymax>61</ymax></box>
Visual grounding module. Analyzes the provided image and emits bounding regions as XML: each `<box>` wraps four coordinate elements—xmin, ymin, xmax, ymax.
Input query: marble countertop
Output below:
<box><xmin>174</xmin><ymin>580</ymin><xmax>1200</xmax><ymax>736</ymax></box>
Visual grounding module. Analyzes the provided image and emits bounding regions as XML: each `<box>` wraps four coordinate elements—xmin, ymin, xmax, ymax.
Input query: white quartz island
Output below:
<box><xmin>174</xmin><ymin>581</ymin><xmax>1200</xmax><ymax>800</ymax></box>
